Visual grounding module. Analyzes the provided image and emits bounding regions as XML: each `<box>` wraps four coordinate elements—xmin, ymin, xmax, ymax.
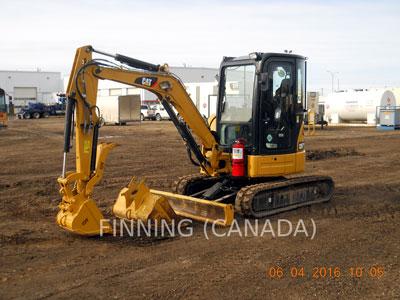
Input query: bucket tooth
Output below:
<box><xmin>113</xmin><ymin>177</ymin><xmax>180</xmax><ymax>224</ymax></box>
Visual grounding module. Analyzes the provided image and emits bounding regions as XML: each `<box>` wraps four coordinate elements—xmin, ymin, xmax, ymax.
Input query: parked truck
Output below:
<box><xmin>16</xmin><ymin>98</ymin><xmax>66</xmax><ymax>119</ymax></box>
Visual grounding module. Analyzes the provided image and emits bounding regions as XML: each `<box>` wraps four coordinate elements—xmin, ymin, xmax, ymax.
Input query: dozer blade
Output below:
<box><xmin>150</xmin><ymin>189</ymin><xmax>234</xmax><ymax>226</ymax></box>
<box><xmin>113</xmin><ymin>178</ymin><xmax>181</xmax><ymax>225</ymax></box>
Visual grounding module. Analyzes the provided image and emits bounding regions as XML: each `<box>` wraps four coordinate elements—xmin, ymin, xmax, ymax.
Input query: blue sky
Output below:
<box><xmin>1</xmin><ymin>0</ymin><xmax>399</xmax><ymax>93</ymax></box>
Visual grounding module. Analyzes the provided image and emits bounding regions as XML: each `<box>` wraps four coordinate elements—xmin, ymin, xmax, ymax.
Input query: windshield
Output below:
<box><xmin>220</xmin><ymin>65</ymin><xmax>256</xmax><ymax>122</ymax></box>
<box><xmin>218</xmin><ymin>64</ymin><xmax>256</xmax><ymax>147</ymax></box>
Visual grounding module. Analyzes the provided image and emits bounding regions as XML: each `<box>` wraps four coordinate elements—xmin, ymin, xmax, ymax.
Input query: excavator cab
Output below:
<box><xmin>177</xmin><ymin>52</ymin><xmax>333</xmax><ymax>217</ymax></box>
<box><xmin>216</xmin><ymin>53</ymin><xmax>306</xmax><ymax>174</ymax></box>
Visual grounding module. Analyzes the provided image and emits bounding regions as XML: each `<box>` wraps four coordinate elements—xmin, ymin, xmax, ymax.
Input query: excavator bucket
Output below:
<box><xmin>57</xmin><ymin>190</ymin><xmax>113</xmax><ymax>236</ymax></box>
<box><xmin>113</xmin><ymin>178</ymin><xmax>181</xmax><ymax>225</ymax></box>
<box><xmin>56</xmin><ymin>142</ymin><xmax>117</xmax><ymax>236</ymax></box>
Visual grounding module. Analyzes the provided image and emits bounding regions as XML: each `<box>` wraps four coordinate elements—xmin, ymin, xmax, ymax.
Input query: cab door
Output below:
<box><xmin>259</xmin><ymin>59</ymin><xmax>297</xmax><ymax>155</ymax></box>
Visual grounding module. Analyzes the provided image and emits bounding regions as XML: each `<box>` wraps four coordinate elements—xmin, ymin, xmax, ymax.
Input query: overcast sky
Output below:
<box><xmin>1</xmin><ymin>0</ymin><xmax>399</xmax><ymax>93</ymax></box>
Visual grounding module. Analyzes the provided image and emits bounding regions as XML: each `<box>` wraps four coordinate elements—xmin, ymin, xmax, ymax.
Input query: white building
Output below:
<box><xmin>0</xmin><ymin>70</ymin><xmax>63</xmax><ymax>108</ymax></box>
<box><xmin>64</xmin><ymin>66</ymin><xmax>219</xmax><ymax>117</ymax></box>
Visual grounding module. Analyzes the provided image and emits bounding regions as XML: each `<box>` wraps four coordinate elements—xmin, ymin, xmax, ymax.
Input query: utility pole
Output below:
<box><xmin>327</xmin><ymin>70</ymin><xmax>338</xmax><ymax>93</ymax></box>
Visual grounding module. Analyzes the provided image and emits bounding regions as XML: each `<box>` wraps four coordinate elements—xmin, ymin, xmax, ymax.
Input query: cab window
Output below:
<box><xmin>219</xmin><ymin>65</ymin><xmax>256</xmax><ymax>147</ymax></box>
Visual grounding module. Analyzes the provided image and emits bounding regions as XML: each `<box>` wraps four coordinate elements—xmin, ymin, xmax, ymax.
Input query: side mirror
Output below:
<box><xmin>260</xmin><ymin>73</ymin><xmax>269</xmax><ymax>92</ymax></box>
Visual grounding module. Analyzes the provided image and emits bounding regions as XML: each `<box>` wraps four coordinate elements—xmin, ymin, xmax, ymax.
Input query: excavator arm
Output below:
<box><xmin>57</xmin><ymin>46</ymin><xmax>233</xmax><ymax>235</ymax></box>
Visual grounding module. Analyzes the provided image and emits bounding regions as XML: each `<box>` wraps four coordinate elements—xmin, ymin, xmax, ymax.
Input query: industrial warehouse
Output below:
<box><xmin>0</xmin><ymin>70</ymin><xmax>63</xmax><ymax>108</ymax></box>
<box><xmin>0</xmin><ymin>1</ymin><xmax>399</xmax><ymax>300</ymax></box>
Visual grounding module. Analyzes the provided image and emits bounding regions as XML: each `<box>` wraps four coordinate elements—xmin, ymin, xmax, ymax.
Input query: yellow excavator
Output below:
<box><xmin>57</xmin><ymin>45</ymin><xmax>334</xmax><ymax>235</ymax></box>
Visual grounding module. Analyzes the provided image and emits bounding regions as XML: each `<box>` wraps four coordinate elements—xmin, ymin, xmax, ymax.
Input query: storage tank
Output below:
<box><xmin>325</xmin><ymin>89</ymin><xmax>397</xmax><ymax>123</ymax></box>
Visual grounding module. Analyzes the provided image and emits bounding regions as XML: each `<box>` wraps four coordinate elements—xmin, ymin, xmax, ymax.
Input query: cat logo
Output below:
<box><xmin>142</xmin><ymin>78</ymin><xmax>152</xmax><ymax>86</ymax></box>
<box><xmin>135</xmin><ymin>76</ymin><xmax>158</xmax><ymax>88</ymax></box>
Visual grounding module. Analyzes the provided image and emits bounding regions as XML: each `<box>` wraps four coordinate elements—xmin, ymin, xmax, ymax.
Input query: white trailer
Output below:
<box><xmin>97</xmin><ymin>95</ymin><xmax>141</xmax><ymax>125</ymax></box>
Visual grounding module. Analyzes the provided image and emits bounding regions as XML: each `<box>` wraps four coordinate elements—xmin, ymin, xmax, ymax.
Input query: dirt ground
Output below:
<box><xmin>0</xmin><ymin>117</ymin><xmax>399</xmax><ymax>300</ymax></box>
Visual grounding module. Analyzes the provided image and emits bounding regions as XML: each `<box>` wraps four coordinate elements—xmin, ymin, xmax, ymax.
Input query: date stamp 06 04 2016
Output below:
<box><xmin>267</xmin><ymin>266</ymin><xmax>384</xmax><ymax>279</ymax></box>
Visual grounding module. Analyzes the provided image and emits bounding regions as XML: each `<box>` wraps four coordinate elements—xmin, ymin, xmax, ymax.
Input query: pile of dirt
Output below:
<box><xmin>306</xmin><ymin>147</ymin><xmax>361</xmax><ymax>161</ymax></box>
